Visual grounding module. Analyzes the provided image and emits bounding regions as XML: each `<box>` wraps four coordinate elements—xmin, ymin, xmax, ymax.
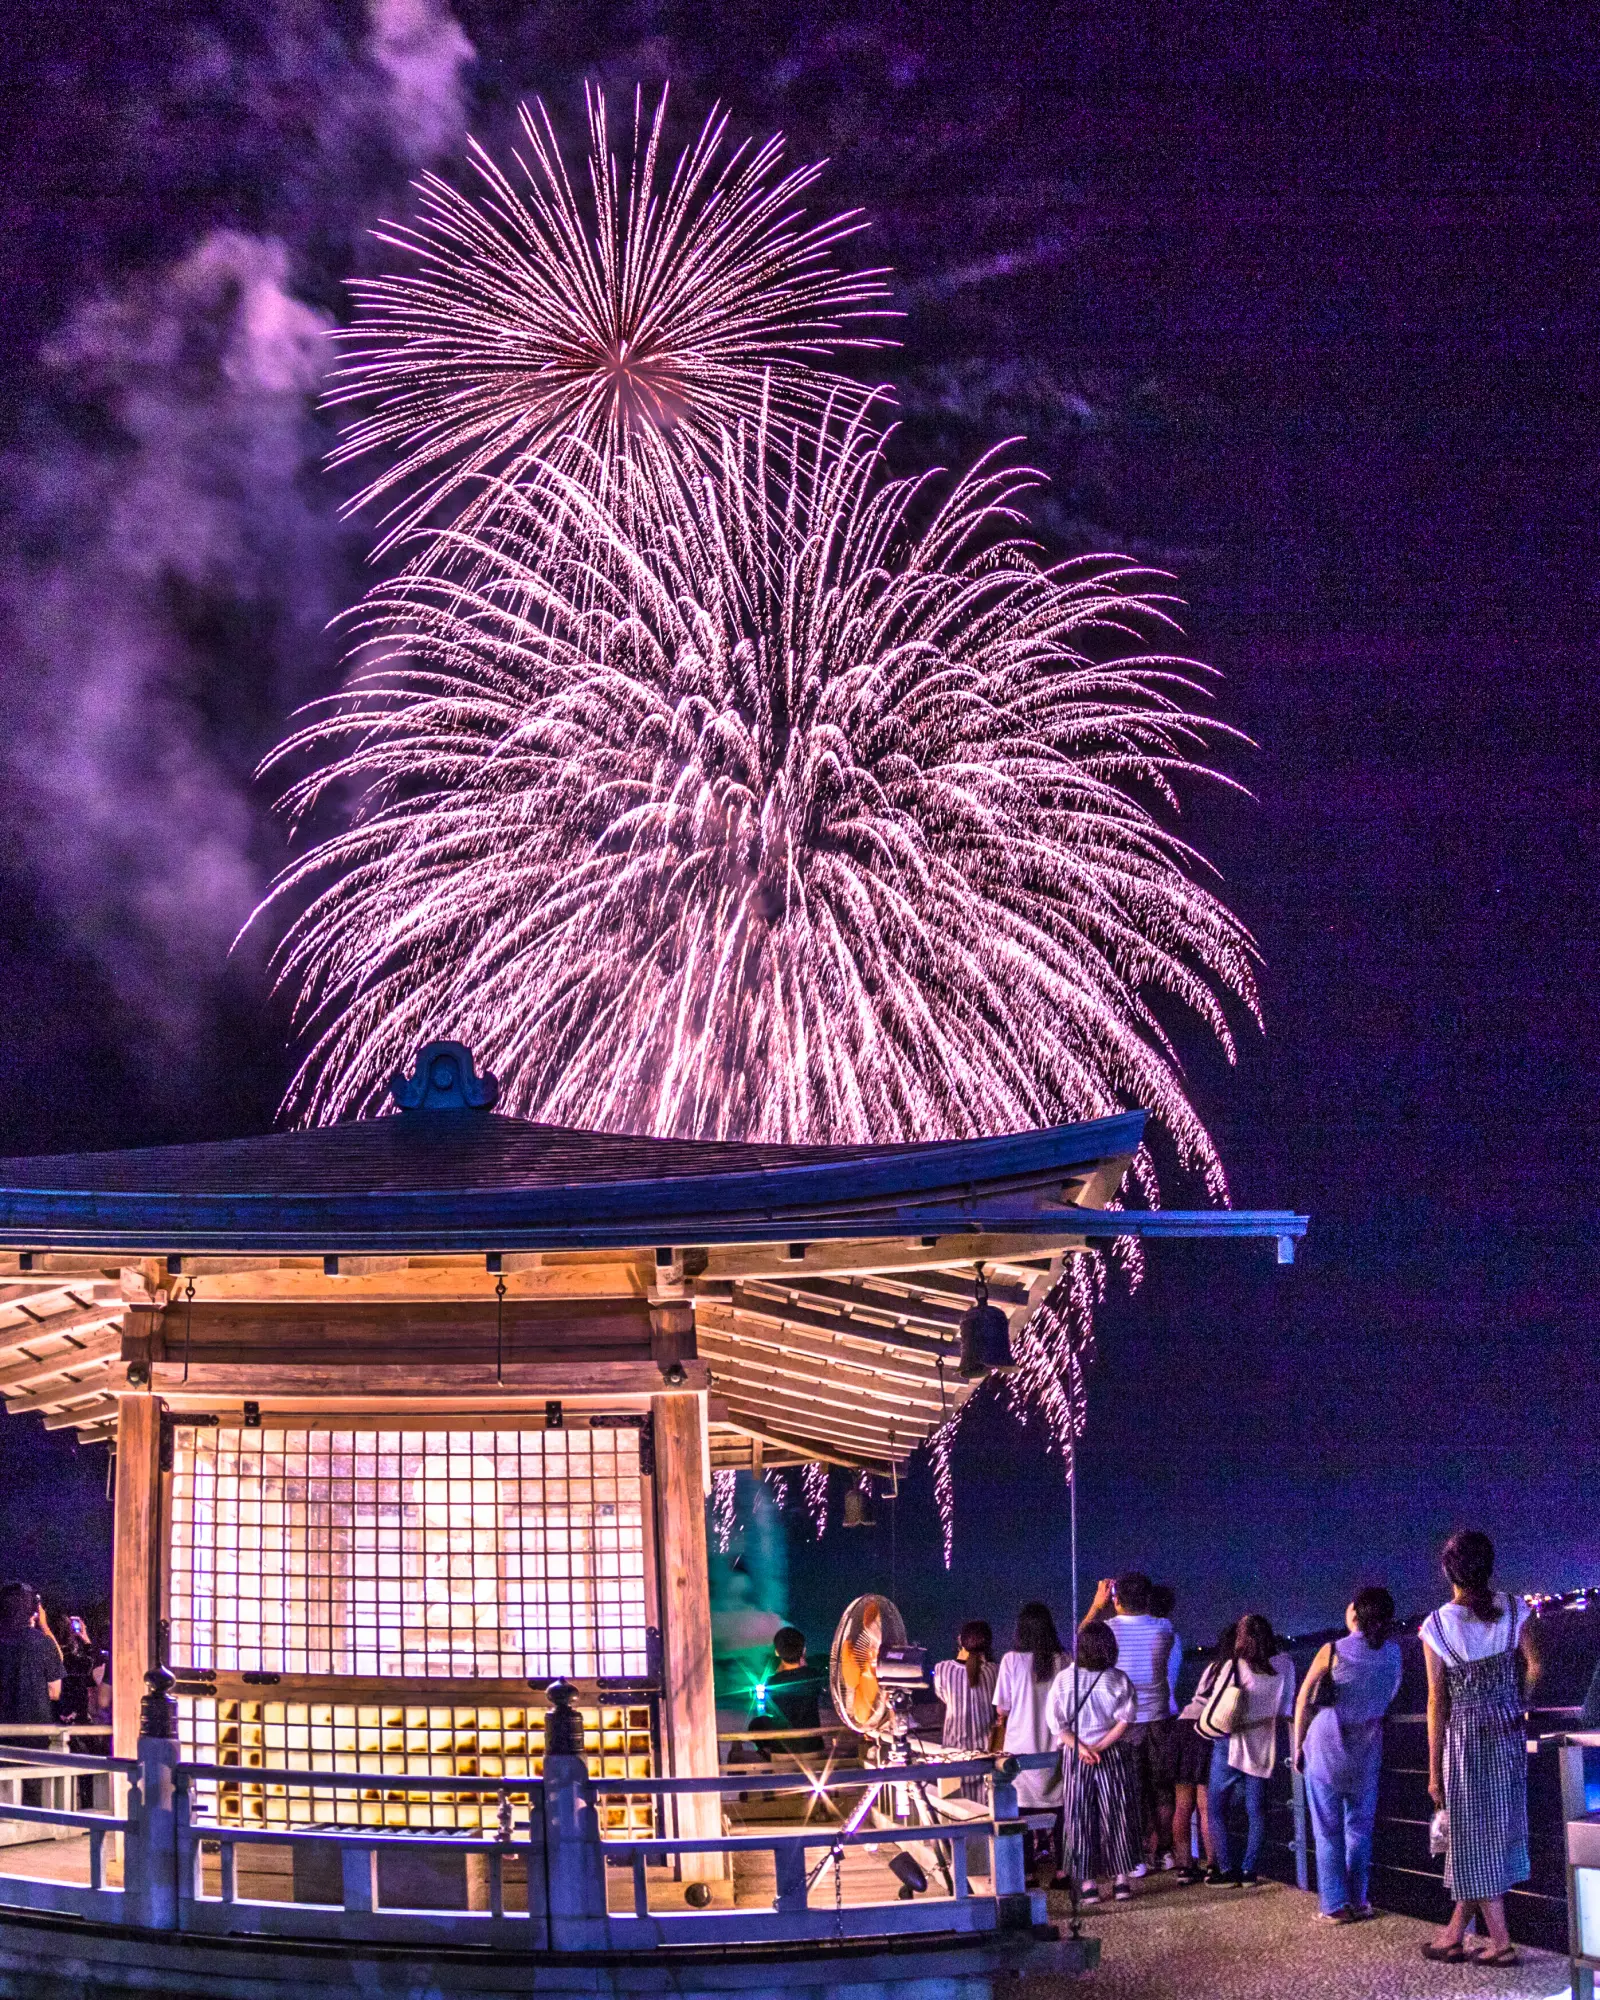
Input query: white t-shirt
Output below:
<box><xmin>1227</xmin><ymin>1654</ymin><xmax>1296</xmax><ymax>1778</ymax></box>
<box><xmin>1104</xmin><ymin>1613</ymin><xmax>1176</xmax><ymax>1721</ymax></box>
<box><xmin>1045</xmin><ymin>1665</ymin><xmax>1136</xmax><ymax>1749</ymax></box>
<box><xmin>994</xmin><ymin>1648</ymin><xmax>1068</xmax><ymax>1806</ymax></box>
<box><xmin>1421</xmin><ymin>1593</ymin><xmax>1529</xmax><ymax>1662</ymax></box>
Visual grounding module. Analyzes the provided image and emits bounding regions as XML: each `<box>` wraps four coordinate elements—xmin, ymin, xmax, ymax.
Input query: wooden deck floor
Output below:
<box><xmin>0</xmin><ymin>1833</ymin><xmax>1578</xmax><ymax>1997</ymax></box>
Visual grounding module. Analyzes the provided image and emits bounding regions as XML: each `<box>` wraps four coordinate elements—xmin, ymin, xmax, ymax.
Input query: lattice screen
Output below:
<box><xmin>177</xmin><ymin>1695</ymin><xmax>656</xmax><ymax>1834</ymax></box>
<box><xmin>168</xmin><ymin>1426</ymin><xmax>649</xmax><ymax>1680</ymax></box>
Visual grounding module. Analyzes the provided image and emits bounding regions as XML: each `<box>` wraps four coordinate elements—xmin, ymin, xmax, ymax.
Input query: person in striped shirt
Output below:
<box><xmin>1081</xmin><ymin>1572</ymin><xmax>1177</xmax><ymax>1871</ymax></box>
<box><xmin>932</xmin><ymin>1620</ymin><xmax>998</xmax><ymax>1800</ymax></box>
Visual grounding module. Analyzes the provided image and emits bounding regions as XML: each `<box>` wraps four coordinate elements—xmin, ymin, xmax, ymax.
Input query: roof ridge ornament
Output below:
<box><xmin>389</xmin><ymin>1041</ymin><xmax>500</xmax><ymax>1115</ymax></box>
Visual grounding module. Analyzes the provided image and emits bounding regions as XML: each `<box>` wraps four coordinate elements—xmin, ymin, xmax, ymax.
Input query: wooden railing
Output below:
<box><xmin>0</xmin><ymin>1674</ymin><xmax>1060</xmax><ymax>1955</ymax></box>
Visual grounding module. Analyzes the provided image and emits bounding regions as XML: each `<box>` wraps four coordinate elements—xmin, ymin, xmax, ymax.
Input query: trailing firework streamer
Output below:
<box><xmin>712</xmin><ymin>1468</ymin><xmax>738</xmax><ymax>1555</ymax></box>
<box><xmin>802</xmin><ymin>1461</ymin><xmax>830</xmax><ymax>1539</ymax></box>
<box><xmin>259</xmin><ymin>404</ymin><xmax>1258</xmax><ymax>1194</ymax></box>
<box><xmin>930</xmin><ymin>1420</ymin><xmax>957</xmax><ymax>1570</ymax></box>
<box><xmin>328</xmin><ymin>85</ymin><xmax>893</xmax><ymax>567</ymax></box>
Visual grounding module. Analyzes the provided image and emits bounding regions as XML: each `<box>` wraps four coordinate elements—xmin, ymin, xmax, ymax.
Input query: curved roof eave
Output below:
<box><xmin>0</xmin><ymin>1110</ymin><xmax>1146</xmax><ymax>1256</ymax></box>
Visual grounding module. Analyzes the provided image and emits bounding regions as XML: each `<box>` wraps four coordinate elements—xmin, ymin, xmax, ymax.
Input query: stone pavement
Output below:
<box><xmin>1022</xmin><ymin>1876</ymin><xmax>1571</xmax><ymax>2000</ymax></box>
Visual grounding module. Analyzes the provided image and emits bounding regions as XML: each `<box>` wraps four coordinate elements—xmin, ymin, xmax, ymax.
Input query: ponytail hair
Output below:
<box><xmin>1441</xmin><ymin>1529</ymin><xmax>1498</xmax><ymax>1623</ymax></box>
<box><xmin>958</xmin><ymin>1620</ymin><xmax>993</xmax><ymax>1688</ymax></box>
<box><xmin>1351</xmin><ymin>1586</ymin><xmax>1395</xmax><ymax>1648</ymax></box>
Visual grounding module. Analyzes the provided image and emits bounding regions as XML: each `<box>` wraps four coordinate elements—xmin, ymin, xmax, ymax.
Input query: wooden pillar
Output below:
<box><xmin>113</xmin><ymin>1395</ymin><xmax>163</xmax><ymax>1759</ymax></box>
<box><xmin>651</xmin><ymin>1390</ymin><xmax>725</xmax><ymax>1882</ymax></box>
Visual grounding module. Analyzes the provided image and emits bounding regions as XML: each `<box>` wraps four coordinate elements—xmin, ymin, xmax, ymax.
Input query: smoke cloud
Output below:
<box><xmin>367</xmin><ymin>0</ymin><xmax>476</xmax><ymax>166</ymax></box>
<box><xmin>0</xmin><ymin>0</ymin><xmax>475</xmax><ymax>1092</ymax></box>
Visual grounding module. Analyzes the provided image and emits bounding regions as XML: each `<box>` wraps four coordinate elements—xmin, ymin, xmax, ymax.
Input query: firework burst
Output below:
<box><xmin>261</xmin><ymin>406</ymin><xmax>1258</xmax><ymax>1194</ymax></box>
<box><xmin>328</xmin><ymin>86</ymin><xmax>892</xmax><ymax>562</ymax></box>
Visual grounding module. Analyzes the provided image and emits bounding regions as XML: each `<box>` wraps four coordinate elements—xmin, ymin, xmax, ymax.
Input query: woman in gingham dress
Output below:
<box><xmin>1420</xmin><ymin>1530</ymin><xmax>1540</xmax><ymax>1967</ymax></box>
<box><xmin>1046</xmin><ymin>1621</ymin><xmax>1142</xmax><ymax>1901</ymax></box>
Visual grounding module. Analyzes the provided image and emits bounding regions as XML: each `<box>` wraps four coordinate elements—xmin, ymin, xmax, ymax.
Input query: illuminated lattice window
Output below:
<box><xmin>177</xmin><ymin>1696</ymin><xmax>656</xmax><ymax>1835</ymax></box>
<box><xmin>169</xmin><ymin>1427</ymin><xmax>649</xmax><ymax>1681</ymax></box>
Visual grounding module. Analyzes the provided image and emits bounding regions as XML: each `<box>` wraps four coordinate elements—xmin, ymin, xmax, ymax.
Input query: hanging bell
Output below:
<box><xmin>842</xmin><ymin>1485</ymin><xmax>874</xmax><ymax>1528</ymax></box>
<box><xmin>957</xmin><ymin>1264</ymin><xmax>1016</xmax><ymax>1379</ymax></box>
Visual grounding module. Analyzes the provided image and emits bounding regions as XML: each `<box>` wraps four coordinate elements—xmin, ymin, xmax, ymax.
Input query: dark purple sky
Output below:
<box><xmin>0</xmin><ymin>0</ymin><xmax>1595</xmax><ymax>1639</ymax></box>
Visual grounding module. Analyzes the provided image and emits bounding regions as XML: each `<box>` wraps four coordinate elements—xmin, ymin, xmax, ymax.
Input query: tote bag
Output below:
<box><xmin>1196</xmin><ymin>1658</ymin><xmax>1246</xmax><ymax>1740</ymax></box>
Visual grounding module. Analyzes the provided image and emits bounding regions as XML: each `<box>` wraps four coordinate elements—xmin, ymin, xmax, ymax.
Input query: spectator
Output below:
<box><xmin>1205</xmin><ymin>1613</ymin><xmax>1295</xmax><ymax>1886</ymax></box>
<box><xmin>1047</xmin><ymin>1619</ymin><xmax>1141</xmax><ymax>1903</ymax></box>
<box><xmin>933</xmin><ymin>1619</ymin><xmax>997</xmax><ymax>1801</ymax></box>
<box><xmin>56</xmin><ymin>1615</ymin><xmax>100</xmax><ymax>1726</ymax></box>
<box><xmin>992</xmin><ymin>1602</ymin><xmax>1069</xmax><ymax>1867</ymax></box>
<box><xmin>1420</xmin><ymin>1530</ymin><xmax>1538</xmax><ymax>1968</ymax></box>
<box><xmin>1292</xmin><ymin>1586</ymin><xmax>1402</xmax><ymax>1923</ymax></box>
<box><xmin>0</xmin><ymin>1583</ymin><xmax>63</xmax><ymax>1727</ymax></box>
<box><xmin>1149</xmin><ymin>1584</ymin><xmax>1183</xmax><ymax>1711</ymax></box>
<box><xmin>745</xmin><ymin>1625</ymin><xmax>825</xmax><ymax>1762</ymax></box>
<box><xmin>1171</xmin><ymin>1621</ymin><xmax>1235</xmax><ymax>1882</ymax></box>
<box><xmin>1081</xmin><ymin>1572</ymin><xmax>1176</xmax><ymax>1871</ymax></box>
<box><xmin>1147</xmin><ymin>1582</ymin><xmax>1183</xmax><ymax>1868</ymax></box>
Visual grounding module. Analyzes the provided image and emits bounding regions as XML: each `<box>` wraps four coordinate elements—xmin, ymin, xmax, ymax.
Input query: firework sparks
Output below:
<box><xmin>764</xmin><ymin>1468</ymin><xmax>790</xmax><ymax>1511</ymax></box>
<box><xmin>930</xmin><ymin>1421</ymin><xmax>957</xmax><ymax>1569</ymax></box>
<box><xmin>802</xmin><ymin>1461</ymin><xmax>830</xmax><ymax>1539</ymax></box>
<box><xmin>261</xmin><ymin>406</ymin><xmax>1258</xmax><ymax>1190</ymax></box>
<box><xmin>328</xmin><ymin>86</ymin><xmax>892</xmax><ymax>563</ymax></box>
<box><xmin>712</xmin><ymin>1468</ymin><xmax>737</xmax><ymax>1554</ymax></box>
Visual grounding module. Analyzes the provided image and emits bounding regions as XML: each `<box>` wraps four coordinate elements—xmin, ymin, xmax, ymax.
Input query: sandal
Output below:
<box><xmin>1473</xmin><ymin>1947</ymin><xmax>1519</xmax><ymax>1966</ymax></box>
<box><xmin>1420</xmin><ymin>1943</ymin><xmax>1467</xmax><ymax>1963</ymax></box>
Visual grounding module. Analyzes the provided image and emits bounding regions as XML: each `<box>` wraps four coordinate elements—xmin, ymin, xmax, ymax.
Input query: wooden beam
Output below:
<box><xmin>147</xmin><ymin>1359</ymin><xmax>707</xmax><ymax>1397</ymax></box>
<box><xmin>698</xmin><ymin>1374</ymin><xmax>931</xmax><ymax>1450</ymax></box>
<box><xmin>113</xmin><ymin>1396</ymin><xmax>163</xmax><ymax>1760</ymax></box>
<box><xmin>863</xmin><ymin>1268</ymin><xmax>1037</xmax><ymax>1310</ymax></box>
<box><xmin>716</xmin><ymin>1408</ymin><xmax>895</xmax><ymax>1475</ymax></box>
<box><xmin>182</xmin><ymin>1258</ymin><xmax>650</xmax><ymax>1303</ymax></box>
<box><xmin>7</xmin><ymin>1368</ymin><xmax>122</xmax><ymax>1417</ymax></box>
<box><xmin>695</xmin><ymin>1312</ymin><xmax>945</xmax><ymax>1393</ymax></box>
<box><xmin>696</xmin><ymin>1330</ymin><xmax>948</xmax><ymax>1417</ymax></box>
<box><xmin>144</xmin><ymin>1297</ymin><xmax>655</xmax><ymax>1365</ymax></box>
<box><xmin>43</xmin><ymin>1394</ymin><xmax>119</xmax><ymax>1430</ymax></box>
<box><xmin>651</xmin><ymin>1392</ymin><xmax>723</xmax><ymax>1882</ymax></box>
<box><xmin>0</xmin><ymin>1326</ymin><xmax>124</xmax><ymax>1394</ymax></box>
<box><xmin>709</xmin><ymin>1292</ymin><xmax>953</xmax><ymax>1361</ymax></box>
<box><xmin>697</xmin><ymin>1230</ymin><xmax>1091</xmax><ymax>1283</ymax></box>
<box><xmin>0</xmin><ymin>1303</ymin><xmax>123</xmax><ymax>1358</ymax></box>
<box><xmin>738</xmin><ymin>1275</ymin><xmax>967</xmax><ymax>1332</ymax></box>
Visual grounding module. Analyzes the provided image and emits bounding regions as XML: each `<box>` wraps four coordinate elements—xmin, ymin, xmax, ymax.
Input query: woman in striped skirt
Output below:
<box><xmin>932</xmin><ymin>1620</ymin><xmax>999</xmax><ymax>1801</ymax></box>
<box><xmin>1420</xmin><ymin>1530</ymin><xmax>1540</xmax><ymax>1967</ymax></box>
<box><xmin>1046</xmin><ymin>1620</ymin><xmax>1142</xmax><ymax>1902</ymax></box>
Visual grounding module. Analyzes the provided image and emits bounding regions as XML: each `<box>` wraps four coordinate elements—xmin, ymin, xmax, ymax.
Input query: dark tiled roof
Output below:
<box><xmin>0</xmin><ymin>1116</ymin><xmax>890</xmax><ymax>1199</ymax></box>
<box><xmin>0</xmin><ymin>1108</ymin><xmax>1147</xmax><ymax>1254</ymax></box>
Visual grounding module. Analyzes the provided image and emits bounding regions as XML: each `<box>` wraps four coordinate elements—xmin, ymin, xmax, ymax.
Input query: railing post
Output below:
<box><xmin>341</xmin><ymin>1841</ymin><xmax>376</xmax><ymax>1914</ymax></box>
<box><xmin>126</xmin><ymin>1668</ymin><xmax>180</xmax><ymax>1931</ymax></box>
<box><xmin>1559</xmin><ymin>1740</ymin><xmax>1597</xmax><ymax>2000</ymax></box>
<box><xmin>1290</xmin><ymin>1763</ymin><xmax>1310</xmax><ymax>1892</ymax></box>
<box><xmin>541</xmin><ymin>1679</ymin><xmax>608</xmax><ymax>1949</ymax></box>
<box><xmin>990</xmin><ymin>1766</ymin><xmax>1031</xmax><ymax>1931</ymax></box>
<box><xmin>772</xmin><ymin>1838</ymin><xmax>808</xmax><ymax>1914</ymax></box>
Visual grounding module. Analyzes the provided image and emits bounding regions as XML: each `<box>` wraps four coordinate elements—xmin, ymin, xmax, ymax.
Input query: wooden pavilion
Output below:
<box><xmin>0</xmin><ymin>1041</ymin><xmax>1303</xmax><ymax>1873</ymax></box>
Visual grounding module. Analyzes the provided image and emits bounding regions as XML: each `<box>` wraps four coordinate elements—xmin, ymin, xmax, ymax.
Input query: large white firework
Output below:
<box><xmin>260</xmin><ymin>406</ymin><xmax>1258</xmax><ymax>1193</ymax></box>
<box><xmin>328</xmin><ymin>86</ymin><xmax>892</xmax><ymax>560</ymax></box>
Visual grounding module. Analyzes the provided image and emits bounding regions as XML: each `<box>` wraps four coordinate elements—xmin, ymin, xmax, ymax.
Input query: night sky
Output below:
<box><xmin>0</xmin><ymin>0</ymin><xmax>1594</xmax><ymax>1644</ymax></box>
